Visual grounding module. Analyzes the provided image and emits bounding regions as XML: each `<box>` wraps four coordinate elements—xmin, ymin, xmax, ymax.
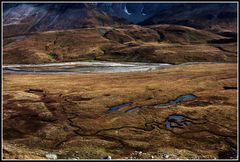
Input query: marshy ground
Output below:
<box><xmin>3</xmin><ymin>63</ymin><xmax>237</xmax><ymax>159</ymax></box>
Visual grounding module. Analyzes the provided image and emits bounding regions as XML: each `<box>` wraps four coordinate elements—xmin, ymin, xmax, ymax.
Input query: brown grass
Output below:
<box><xmin>3</xmin><ymin>63</ymin><xmax>237</xmax><ymax>159</ymax></box>
<box><xmin>3</xmin><ymin>25</ymin><xmax>237</xmax><ymax>64</ymax></box>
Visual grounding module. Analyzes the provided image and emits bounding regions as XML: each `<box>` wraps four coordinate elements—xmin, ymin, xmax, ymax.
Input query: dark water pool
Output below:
<box><xmin>108</xmin><ymin>102</ymin><xmax>133</xmax><ymax>113</ymax></box>
<box><xmin>155</xmin><ymin>93</ymin><xmax>197</xmax><ymax>108</ymax></box>
<box><xmin>125</xmin><ymin>106</ymin><xmax>141</xmax><ymax>113</ymax></box>
<box><xmin>165</xmin><ymin>114</ymin><xmax>187</xmax><ymax>129</ymax></box>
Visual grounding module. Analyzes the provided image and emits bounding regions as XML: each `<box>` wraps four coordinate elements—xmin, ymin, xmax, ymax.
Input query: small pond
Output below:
<box><xmin>125</xmin><ymin>106</ymin><xmax>141</xmax><ymax>113</ymax></box>
<box><xmin>108</xmin><ymin>102</ymin><xmax>133</xmax><ymax>113</ymax></box>
<box><xmin>155</xmin><ymin>93</ymin><xmax>197</xmax><ymax>108</ymax></box>
<box><xmin>165</xmin><ymin>114</ymin><xmax>188</xmax><ymax>129</ymax></box>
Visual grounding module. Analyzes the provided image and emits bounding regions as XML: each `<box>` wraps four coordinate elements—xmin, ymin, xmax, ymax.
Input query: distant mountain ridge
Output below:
<box><xmin>3</xmin><ymin>3</ymin><xmax>125</xmax><ymax>37</ymax></box>
<box><xmin>95</xmin><ymin>3</ymin><xmax>174</xmax><ymax>23</ymax></box>
<box><xmin>3</xmin><ymin>3</ymin><xmax>237</xmax><ymax>65</ymax></box>
<box><xmin>3</xmin><ymin>3</ymin><xmax>237</xmax><ymax>35</ymax></box>
<box><xmin>140</xmin><ymin>3</ymin><xmax>237</xmax><ymax>33</ymax></box>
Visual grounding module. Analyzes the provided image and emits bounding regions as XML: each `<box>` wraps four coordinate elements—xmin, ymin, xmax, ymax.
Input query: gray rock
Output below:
<box><xmin>101</xmin><ymin>155</ymin><xmax>111</xmax><ymax>160</ymax></box>
<box><xmin>163</xmin><ymin>154</ymin><xmax>169</xmax><ymax>159</ymax></box>
<box><xmin>46</xmin><ymin>153</ymin><xmax>58</xmax><ymax>160</ymax></box>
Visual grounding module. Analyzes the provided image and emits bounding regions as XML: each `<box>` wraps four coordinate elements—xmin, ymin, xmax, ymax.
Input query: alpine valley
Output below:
<box><xmin>2</xmin><ymin>2</ymin><xmax>238</xmax><ymax>160</ymax></box>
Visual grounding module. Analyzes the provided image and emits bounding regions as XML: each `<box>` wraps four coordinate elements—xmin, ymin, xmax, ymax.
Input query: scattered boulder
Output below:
<box><xmin>46</xmin><ymin>153</ymin><xmax>58</xmax><ymax>160</ymax></box>
<box><xmin>162</xmin><ymin>153</ymin><xmax>169</xmax><ymax>159</ymax></box>
<box><xmin>101</xmin><ymin>155</ymin><xmax>111</xmax><ymax>160</ymax></box>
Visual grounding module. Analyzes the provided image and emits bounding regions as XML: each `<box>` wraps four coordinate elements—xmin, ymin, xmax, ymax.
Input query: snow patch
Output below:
<box><xmin>124</xmin><ymin>5</ymin><xmax>132</xmax><ymax>15</ymax></box>
<box><xmin>141</xmin><ymin>6</ymin><xmax>147</xmax><ymax>16</ymax></box>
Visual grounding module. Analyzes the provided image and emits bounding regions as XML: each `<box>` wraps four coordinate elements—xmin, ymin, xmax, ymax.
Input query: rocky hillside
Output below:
<box><xmin>4</xmin><ymin>3</ymin><xmax>237</xmax><ymax>35</ymax></box>
<box><xmin>3</xmin><ymin>3</ymin><xmax>237</xmax><ymax>64</ymax></box>
<box><xmin>95</xmin><ymin>3</ymin><xmax>174</xmax><ymax>23</ymax></box>
<box><xmin>3</xmin><ymin>3</ymin><xmax>124</xmax><ymax>37</ymax></box>
<box><xmin>140</xmin><ymin>3</ymin><xmax>237</xmax><ymax>33</ymax></box>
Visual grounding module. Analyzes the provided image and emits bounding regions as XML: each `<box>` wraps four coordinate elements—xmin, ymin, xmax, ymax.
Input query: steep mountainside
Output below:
<box><xmin>3</xmin><ymin>3</ymin><xmax>237</xmax><ymax>65</ymax></box>
<box><xmin>96</xmin><ymin>3</ymin><xmax>174</xmax><ymax>23</ymax></box>
<box><xmin>140</xmin><ymin>3</ymin><xmax>237</xmax><ymax>33</ymax></box>
<box><xmin>3</xmin><ymin>3</ymin><xmax>124</xmax><ymax>37</ymax></box>
<box><xmin>4</xmin><ymin>3</ymin><xmax>237</xmax><ymax>36</ymax></box>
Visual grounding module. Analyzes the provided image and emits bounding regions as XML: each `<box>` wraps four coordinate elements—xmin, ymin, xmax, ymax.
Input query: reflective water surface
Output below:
<box><xmin>3</xmin><ymin>61</ymin><xmax>171</xmax><ymax>74</ymax></box>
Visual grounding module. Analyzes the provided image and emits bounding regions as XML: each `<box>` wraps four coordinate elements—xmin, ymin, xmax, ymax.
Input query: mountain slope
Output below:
<box><xmin>3</xmin><ymin>3</ymin><xmax>237</xmax><ymax>65</ymax></box>
<box><xmin>96</xmin><ymin>3</ymin><xmax>174</xmax><ymax>23</ymax></box>
<box><xmin>3</xmin><ymin>3</ymin><xmax>123</xmax><ymax>37</ymax></box>
<box><xmin>3</xmin><ymin>24</ymin><xmax>237</xmax><ymax>64</ymax></box>
<box><xmin>140</xmin><ymin>3</ymin><xmax>237</xmax><ymax>33</ymax></box>
<box><xmin>4</xmin><ymin>3</ymin><xmax>237</xmax><ymax>36</ymax></box>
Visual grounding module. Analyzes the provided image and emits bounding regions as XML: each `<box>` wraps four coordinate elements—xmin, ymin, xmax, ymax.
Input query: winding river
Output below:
<box><xmin>3</xmin><ymin>61</ymin><xmax>171</xmax><ymax>74</ymax></box>
<box><xmin>3</xmin><ymin>61</ymin><xmax>230</xmax><ymax>74</ymax></box>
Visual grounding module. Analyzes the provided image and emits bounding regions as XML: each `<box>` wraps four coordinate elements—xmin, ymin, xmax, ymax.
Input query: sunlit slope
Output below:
<box><xmin>3</xmin><ymin>24</ymin><xmax>237</xmax><ymax>64</ymax></box>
